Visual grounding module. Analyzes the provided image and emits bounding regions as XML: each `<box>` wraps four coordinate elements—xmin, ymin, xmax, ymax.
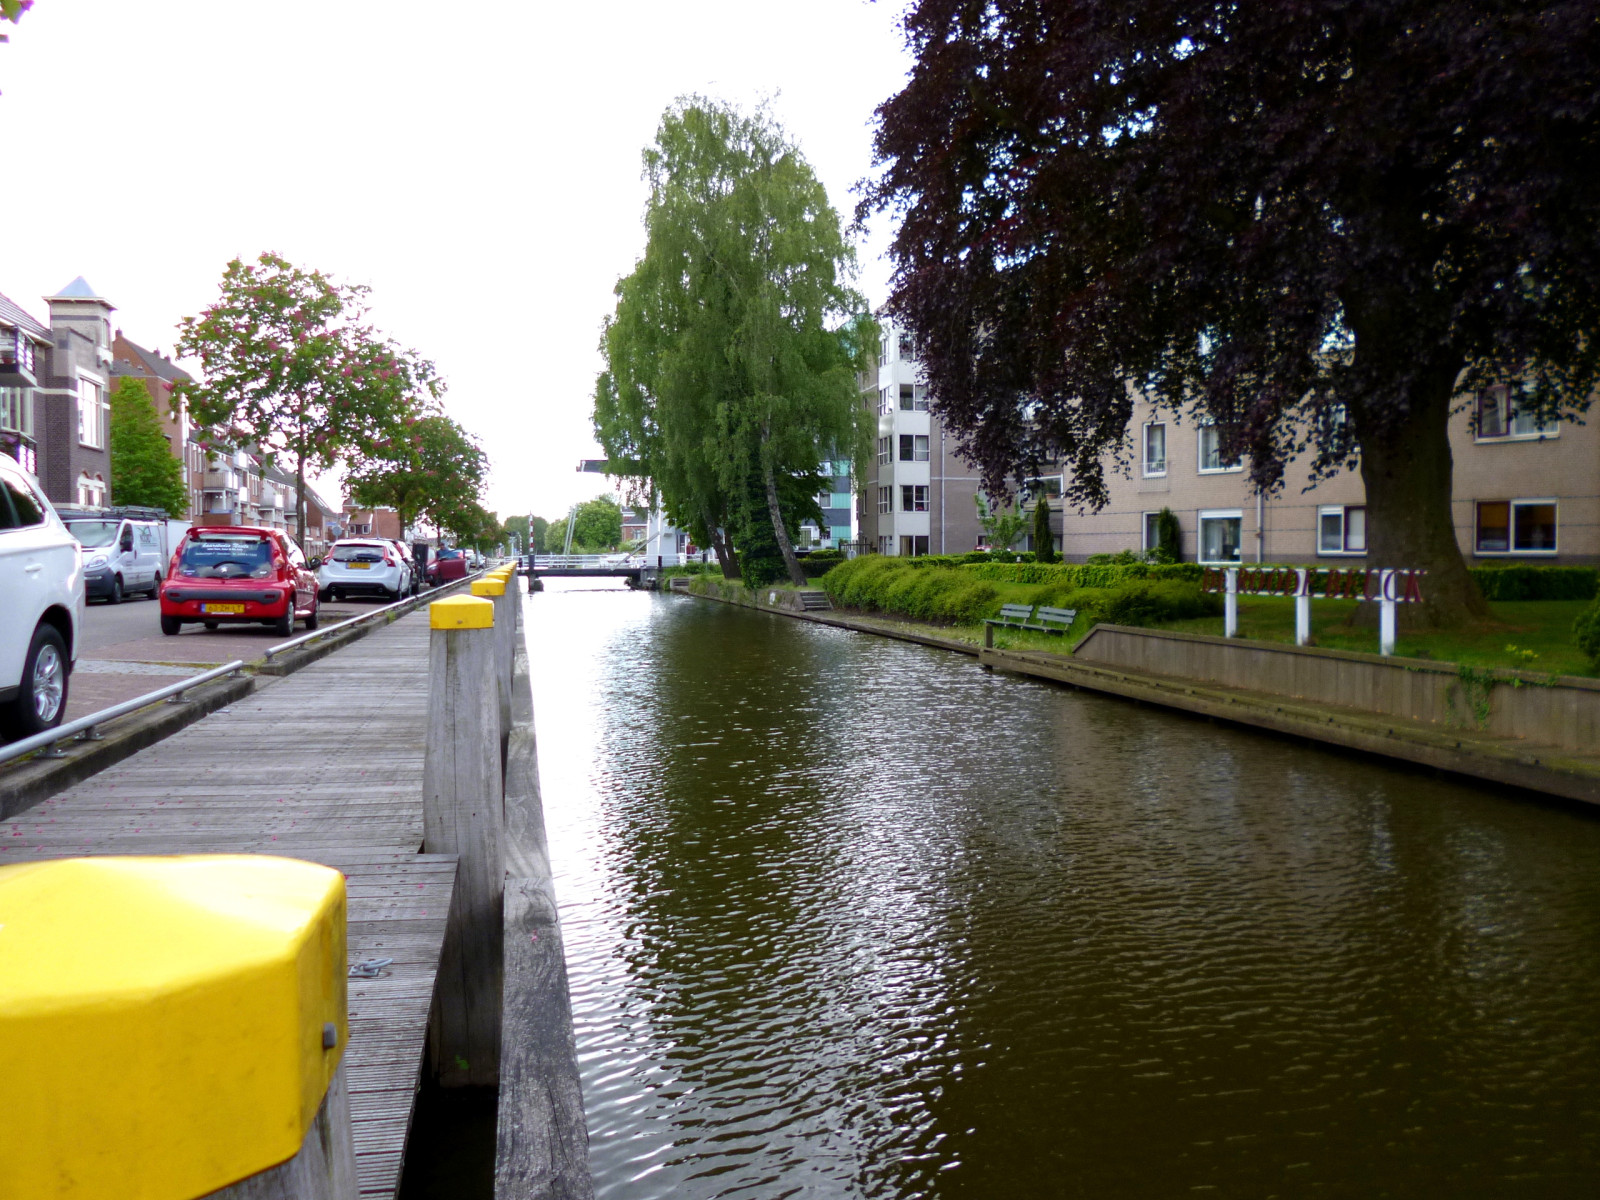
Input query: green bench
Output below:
<box><xmin>983</xmin><ymin>603</ymin><xmax>1077</xmax><ymax>647</ymax></box>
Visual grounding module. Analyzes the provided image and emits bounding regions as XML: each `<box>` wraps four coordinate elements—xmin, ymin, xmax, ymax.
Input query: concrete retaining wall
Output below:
<box><xmin>1073</xmin><ymin>625</ymin><xmax>1600</xmax><ymax>753</ymax></box>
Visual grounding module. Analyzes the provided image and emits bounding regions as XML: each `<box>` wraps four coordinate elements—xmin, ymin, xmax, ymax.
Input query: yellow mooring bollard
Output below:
<box><xmin>0</xmin><ymin>855</ymin><xmax>348</xmax><ymax>1200</ymax></box>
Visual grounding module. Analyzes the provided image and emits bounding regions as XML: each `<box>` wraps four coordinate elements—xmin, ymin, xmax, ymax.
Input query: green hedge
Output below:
<box><xmin>820</xmin><ymin>556</ymin><xmax>1000</xmax><ymax>623</ymax></box>
<box><xmin>966</xmin><ymin>560</ymin><xmax>1206</xmax><ymax>588</ymax></box>
<box><xmin>1469</xmin><ymin>566</ymin><xmax>1598</xmax><ymax>601</ymax></box>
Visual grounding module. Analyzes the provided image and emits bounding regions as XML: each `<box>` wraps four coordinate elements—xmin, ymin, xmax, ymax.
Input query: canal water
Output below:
<box><xmin>527</xmin><ymin>581</ymin><xmax>1600</xmax><ymax>1198</ymax></box>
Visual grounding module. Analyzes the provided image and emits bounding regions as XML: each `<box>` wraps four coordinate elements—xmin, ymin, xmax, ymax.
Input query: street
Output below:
<box><xmin>64</xmin><ymin>592</ymin><xmax>380</xmax><ymax>723</ymax></box>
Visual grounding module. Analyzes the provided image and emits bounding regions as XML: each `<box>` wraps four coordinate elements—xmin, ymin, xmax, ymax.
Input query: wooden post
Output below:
<box><xmin>472</xmin><ymin>576</ymin><xmax>512</xmax><ymax>744</ymax></box>
<box><xmin>1294</xmin><ymin>569</ymin><xmax>1312</xmax><ymax>646</ymax></box>
<box><xmin>0</xmin><ymin>855</ymin><xmax>354</xmax><ymax>1199</ymax></box>
<box><xmin>424</xmin><ymin>595</ymin><xmax>504</xmax><ymax>1087</ymax></box>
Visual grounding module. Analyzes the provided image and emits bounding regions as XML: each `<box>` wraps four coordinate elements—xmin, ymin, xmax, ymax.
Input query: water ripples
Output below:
<box><xmin>529</xmin><ymin>584</ymin><xmax>1600</xmax><ymax>1198</ymax></box>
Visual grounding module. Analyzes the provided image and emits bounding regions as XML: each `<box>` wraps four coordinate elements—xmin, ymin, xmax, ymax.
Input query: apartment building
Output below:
<box><xmin>857</xmin><ymin>315</ymin><xmax>985</xmax><ymax>556</ymax></box>
<box><xmin>1059</xmin><ymin>387</ymin><xmax>1600</xmax><ymax>566</ymax></box>
<box><xmin>0</xmin><ymin>278</ymin><xmax>116</xmax><ymax>506</ymax></box>
<box><xmin>799</xmin><ymin>458</ymin><xmax>856</xmax><ymax>549</ymax></box>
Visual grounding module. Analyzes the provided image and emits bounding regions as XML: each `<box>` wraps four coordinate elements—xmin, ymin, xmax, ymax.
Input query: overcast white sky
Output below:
<box><xmin>2</xmin><ymin>0</ymin><xmax>911</xmax><ymax>522</ymax></box>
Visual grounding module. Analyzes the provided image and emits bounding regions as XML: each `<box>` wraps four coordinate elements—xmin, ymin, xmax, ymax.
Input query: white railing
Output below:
<box><xmin>526</xmin><ymin>553</ymin><xmax>716</xmax><ymax>571</ymax></box>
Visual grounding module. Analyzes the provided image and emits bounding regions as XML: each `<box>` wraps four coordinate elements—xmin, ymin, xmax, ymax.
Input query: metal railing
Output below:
<box><xmin>0</xmin><ymin>660</ymin><xmax>247</xmax><ymax>767</ymax></box>
<box><xmin>0</xmin><ymin>570</ymin><xmax>492</xmax><ymax>767</ymax></box>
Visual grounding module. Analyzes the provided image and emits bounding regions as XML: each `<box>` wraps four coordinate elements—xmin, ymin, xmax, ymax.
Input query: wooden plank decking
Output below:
<box><xmin>0</xmin><ymin>611</ymin><xmax>453</xmax><ymax>1199</ymax></box>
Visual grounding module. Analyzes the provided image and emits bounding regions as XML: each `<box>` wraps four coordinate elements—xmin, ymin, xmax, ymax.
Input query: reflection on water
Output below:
<box><xmin>528</xmin><ymin>581</ymin><xmax>1600</xmax><ymax>1198</ymax></box>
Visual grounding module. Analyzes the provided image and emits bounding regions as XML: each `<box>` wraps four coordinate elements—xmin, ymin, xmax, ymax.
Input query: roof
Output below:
<box><xmin>113</xmin><ymin>335</ymin><xmax>193</xmax><ymax>384</ymax></box>
<box><xmin>0</xmin><ymin>290</ymin><xmax>50</xmax><ymax>342</ymax></box>
<box><xmin>49</xmin><ymin>276</ymin><xmax>114</xmax><ymax>306</ymax></box>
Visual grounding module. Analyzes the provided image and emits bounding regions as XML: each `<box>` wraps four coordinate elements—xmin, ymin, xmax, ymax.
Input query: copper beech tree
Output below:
<box><xmin>174</xmin><ymin>253</ymin><xmax>443</xmax><ymax>543</ymax></box>
<box><xmin>863</xmin><ymin>0</ymin><xmax>1600</xmax><ymax>625</ymax></box>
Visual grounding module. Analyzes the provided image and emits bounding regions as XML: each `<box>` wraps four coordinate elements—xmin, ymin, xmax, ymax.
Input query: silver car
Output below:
<box><xmin>317</xmin><ymin>538</ymin><xmax>413</xmax><ymax>602</ymax></box>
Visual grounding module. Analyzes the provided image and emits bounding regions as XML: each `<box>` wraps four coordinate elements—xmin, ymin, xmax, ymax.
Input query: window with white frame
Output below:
<box><xmin>879</xmin><ymin>535</ymin><xmax>893</xmax><ymax>555</ymax></box>
<box><xmin>1</xmin><ymin>387</ymin><xmax>32</xmax><ymax>436</ymax></box>
<box><xmin>1476</xmin><ymin>384</ymin><xmax>1559</xmax><ymax>441</ymax></box>
<box><xmin>1022</xmin><ymin>474</ymin><xmax>1063</xmax><ymax>504</ymax></box>
<box><xmin>1317</xmin><ymin>505</ymin><xmax>1367</xmax><ymax>555</ymax></box>
<box><xmin>897</xmin><ymin>434</ymin><xmax>930</xmax><ymax>462</ymax></box>
<box><xmin>78</xmin><ymin>377</ymin><xmax>105</xmax><ymax>449</ymax></box>
<box><xmin>876</xmin><ymin>436</ymin><xmax>891</xmax><ymax>465</ymax></box>
<box><xmin>912</xmin><ymin>383</ymin><xmax>930</xmax><ymax>411</ymax></box>
<box><xmin>1475</xmin><ymin>499</ymin><xmax>1557</xmax><ymax>555</ymax></box>
<box><xmin>901</xmin><ymin>484</ymin><xmax>929</xmax><ymax>512</ymax></box>
<box><xmin>1143</xmin><ymin>511</ymin><xmax>1161</xmax><ymax>552</ymax></box>
<box><xmin>878</xmin><ymin>388</ymin><xmax>894</xmax><ymax>416</ymax></box>
<box><xmin>1198</xmin><ymin>509</ymin><xmax>1243</xmax><ymax>563</ymax></box>
<box><xmin>1197</xmin><ymin>422</ymin><xmax>1241</xmax><ymax>473</ymax></box>
<box><xmin>1142</xmin><ymin>422</ymin><xmax>1166</xmax><ymax>476</ymax></box>
<box><xmin>898</xmin><ymin>331</ymin><xmax>916</xmax><ymax>360</ymax></box>
<box><xmin>877</xmin><ymin>486</ymin><xmax>891</xmax><ymax>515</ymax></box>
<box><xmin>76</xmin><ymin>471</ymin><xmax>107</xmax><ymax>506</ymax></box>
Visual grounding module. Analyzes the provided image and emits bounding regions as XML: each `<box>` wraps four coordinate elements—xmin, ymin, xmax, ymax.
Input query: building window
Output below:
<box><xmin>1197</xmin><ymin>423</ymin><xmax>1241</xmax><ymax>473</ymax></box>
<box><xmin>1</xmin><ymin>387</ymin><xmax>32</xmax><ymax>436</ymax></box>
<box><xmin>76</xmin><ymin>471</ymin><xmax>107</xmax><ymax>506</ymax></box>
<box><xmin>877</xmin><ymin>486</ymin><xmax>891</xmax><ymax>515</ymax></box>
<box><xmin>1143</xmin><ymin>511</ymin><xmax>1161</xmax><ymax>553</ymax></box>
<box><xmin>901</xmin><ymin>484</ymin><xmax>929</xmax><ymax>512</ymax></box>
<box><xmin>1198</xmin><ymin>509</ymin><xmax>1243</xmax><ymax>563</ymax></box>
<box><xmin>78</xmin><ymin>377</ymin><xmax>105</xmax><ymax>449</ymax></box>
<box><xmin>901</xmin><ymin>534</ymin><xmax>929</xmax><ymax>556</ymax></box>
<box><xmin>1475</xmin><ymin>499</ymin><xmax>1557</xmax><ymax>555</ymax></box>
<box><xmin>1022</xmin><ymin>474</ymin><xmax>1063</xmax><ymax>505</ymax></box>
<box><xmin>899</xmin><ymin>434</ymin><xmax>930</xmax><ymax>462</ymax></box>
<box><xmin>879</xmin><ymin>535</ymin><xmax>893</xmax><ymax>555</ymax></box>
<box><xmin>1142</xmin><ymin>422</ymin><xmax>1166</xmax><ymax>476</ymax></box>
<box><xmin>898</xmin><ymin>331</ymin><xmax>916</xmax><ymax>360</ymax></box>
<box><xmin>1476</xmin><ymin>385</ymin><xmax>1559</xmax><ymax>441</ymax></box>
<box><xmin>878</xmin><ymin>388</ymin><xmax>894</xmax><ymax>416</ymax></box>
<box><xmin>876</xmin><ymin>436</ymin><xmax>891</xmax><ymax>466</ymax></box>
<box><xmin>1317</xmin><ymin>505</ymin><xmax>1367</xmax><ymax>555</ymax></box>
<box><xmin>899</xmin><ymin>384</ymin><xmax>915</xmax><ymax>411</ymax></box>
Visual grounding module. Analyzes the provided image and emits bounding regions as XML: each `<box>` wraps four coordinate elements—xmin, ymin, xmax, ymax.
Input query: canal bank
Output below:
<box><xmin>683</xmin><ymin>577</ymin><xmax>1600</xmax><ymax>806</ymax></box>
<box><xmin>532</xmin><ymin>579</ymin><xmax>1600</xmax><ymax>1197</ymax></box>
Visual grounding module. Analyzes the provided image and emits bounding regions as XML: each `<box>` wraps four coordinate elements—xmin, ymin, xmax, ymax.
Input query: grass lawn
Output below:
<box><xmin>1156</xmin><ymin>596</ymin><xmax>1596</xmax><ymax>678</ymax></box>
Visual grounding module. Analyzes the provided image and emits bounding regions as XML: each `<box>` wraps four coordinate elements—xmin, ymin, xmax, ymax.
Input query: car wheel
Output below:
<box><xmin>273</xmin><ymin>607</ymin><xmax>294</xmax><ymax>638</ymax></box>
<box><xmin>303</xmin><ymin>605</ymin><xmax>319</xmax><ymax>631</ymax></box>
<box><xmin>319</xmin><ymin>588</ymin><xmax>332</xmax><ymax>603</ymax></box>
<box><xmin>2</xmin><ymin>623</ymin><xmax>70</xmax><ymax>738</ymax></box>
<box><xmin>386</xmin><ymin>586</ymin><xmax>401</xmax><ymax>603</ymax></box>
<box><xmin>160</xmin><ymin>616</ymin><xmax>181</xmax><ymax>636</ymax></box>
<box><xmin>108</xmin><ymin>575</ymin><xmax>123</xmax><ymax>604</ymax></box>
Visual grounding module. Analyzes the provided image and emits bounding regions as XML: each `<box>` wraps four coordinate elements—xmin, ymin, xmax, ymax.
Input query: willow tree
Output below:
<box><xmin>175</xmin><ymin>253</ymin><xmax>443</xmax><ymax>542</ymax></box>
<box><xmin>595</xmin><ymin>98</ymin><xmax>871</xmax><ymax>586</ymax></box>
<box><xmin>864</xmin><ymin>0</ymin><xmax>1600</xmax><ymax>626</ymax></box>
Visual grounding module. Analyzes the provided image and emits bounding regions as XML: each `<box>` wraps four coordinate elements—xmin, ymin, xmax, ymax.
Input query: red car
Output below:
<box><xmin>159</xmin><ymin>526</ymin><xmax>320</xmax><ymax>637</ymax></box>
<box><xmin>425</xmin><ymin>547</ymin><xmax>468</xmax><ymax>586</ymax></box>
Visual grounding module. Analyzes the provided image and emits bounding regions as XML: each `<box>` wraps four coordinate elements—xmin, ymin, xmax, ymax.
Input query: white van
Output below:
<box><xmin>56</xmin><ymin>507</ymin><xmax>168</xmax><ymax>603</ymax></box>
<box><xmin>1</xmin><ymin>452</ymin><xmax>84</xmax><ymax>739</ymax></box>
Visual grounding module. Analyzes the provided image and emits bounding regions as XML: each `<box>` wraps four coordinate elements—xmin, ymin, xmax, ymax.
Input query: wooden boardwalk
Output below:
<box><xmin>0</xmin><ymin>612</ymin><xmax>454</xmax><ymax>1199</ymax></box>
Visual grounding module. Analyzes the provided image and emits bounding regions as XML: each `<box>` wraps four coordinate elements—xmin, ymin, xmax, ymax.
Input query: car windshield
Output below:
<box><xmin>332</xmin><ymin>543</ymin><xmax>386</xmax><ymax>562</ymax></box>
<box><xmin>65</xmin><ymin>520</ymin><xmax>120</xmax><ymax>548</ymax></box>
<box><xmin>179</xmin><ymin>535</ymin><xmax>274</xmax><ymax>579</ymax></box>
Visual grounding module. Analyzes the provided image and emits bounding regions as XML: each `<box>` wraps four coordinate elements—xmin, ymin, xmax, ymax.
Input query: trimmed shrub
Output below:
<box><xmin>1470</xmin><ymin>565</ymin><xmax>1598</xmax><ymax>601</ymax></box>
<box><xmin>1576</xmin><ymin>596</ymin><xmax>1600</xmax><ymax>665</ymax></box>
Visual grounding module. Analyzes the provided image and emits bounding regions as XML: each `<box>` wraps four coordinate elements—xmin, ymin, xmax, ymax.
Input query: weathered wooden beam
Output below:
<box><xmin>423</xmin><ymin>596</ymin><xmax>505</xmax><ymax>1088</ymax></box>
<box><xmin>496</xmin><ymin>601</ymin><xmax>594</xmax><ymax>1200</ymax></box>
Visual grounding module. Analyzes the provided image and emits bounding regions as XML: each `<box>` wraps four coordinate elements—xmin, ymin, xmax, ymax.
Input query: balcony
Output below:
<box><xmin>0</xmin><ymin>329</ymin><xmax>38</xmax><ymax>387</ymax></box>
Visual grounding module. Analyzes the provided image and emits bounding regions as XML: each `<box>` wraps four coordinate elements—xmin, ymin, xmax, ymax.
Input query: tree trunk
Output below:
<box><xmin>1352</xmin><ymin>368</ymin><xmax>1490</xmax><ymax>629</ymax></box>
<box><xmin>295</xmin><ymin>442</ymin><xmax>308</xmax><ymax>553</ymax></box>
<box><xmin>714</xmin><ymin>531</ymin><xmax>740</xmax><ymax>579</ymax></box>
<box><xmin>760</xmin><ymin>446</ymin><xmax>807</xmax><ymax>587</ymax></box>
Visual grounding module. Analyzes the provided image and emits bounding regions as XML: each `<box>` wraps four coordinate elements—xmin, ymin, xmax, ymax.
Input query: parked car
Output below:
<box><xmin>318</xmin><ymin>538</ymin><xmax>413</xmax><ymax>602</ymax></box>
<box><xmin>159</xmin><ymin>526</ymin><xmax>320</xmax><ymax>637</ymax></box>
<box><xmin>0</xmin><ymin>452</ymin><xmax>84</xmax><ymax>739</ymax></box>
<box><xmin>385</xmin><ymin>540</ymin><xmax>422</xmax><ymax>596</ymax></box>
<box><xmin>425</xmin><ymin>547</ymin><xmax>468</xmax><ymax>586</ymax></box>
<box><xmin>56</xmin><ymin>507</ymin><xmax>166</xmax><ymax>603</ymax></box>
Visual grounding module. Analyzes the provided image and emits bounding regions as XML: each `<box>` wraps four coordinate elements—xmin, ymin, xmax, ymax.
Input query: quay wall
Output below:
<box><xmin>1074</xmin><ymin>625</ymin><xmax>1600</xmax><ymax>755</ymax></box>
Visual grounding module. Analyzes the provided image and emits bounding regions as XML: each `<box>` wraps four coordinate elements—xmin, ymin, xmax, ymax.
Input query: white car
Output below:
<box><xmin>318</xmin><ymin>538</ymin><xmax>413</xmax><ymax>602</ymax></box>
<box><xmin>0</xmin><ymin>452</ymin><xmax>85</xmax><ymax>739</ymax></box>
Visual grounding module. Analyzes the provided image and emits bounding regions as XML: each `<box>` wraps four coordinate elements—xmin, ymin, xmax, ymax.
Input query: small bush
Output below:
<box><xmin>1575</xmin><ymin>597</ymin><xmax>1600</xmax><ymax>665</ymax></box>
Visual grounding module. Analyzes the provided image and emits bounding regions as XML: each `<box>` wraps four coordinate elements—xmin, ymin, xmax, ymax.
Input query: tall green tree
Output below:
<box><xmin>975</xmin><ymin>494</ymin><xmax>1025</xmax><ymax>554</ymax></box>
<box><xmin>1031</xmin><ymin>495</ymin><xmax>1056</xmax><ymax>563</ymax></box>
<box><xmin>864</xmin><ymin>0</ymin><xmax>1600</xmax><ymax>626</ymax></box>
<box><xmin>595</xmin><ymin>98</ymin><xmax>873</xmax><ymax>585</ymax></box>
<box><xmin>174</xmin><ymin>252</ymin><xmax>443</xmax><ymax>542</ymax></box>
<box><xmin>108</xmin><ymin>377</ymin><xmax>187</xmax><ymax>517</ymax></box>
<box><xmin>567</xmin><ymin>496</ymin><xmax>623</xmax><ymax>551</ymax></box>
<box><xmin>346</xmin><ymin>413</ymin><xmax>487</xmax><ymax>539</ymax></box>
